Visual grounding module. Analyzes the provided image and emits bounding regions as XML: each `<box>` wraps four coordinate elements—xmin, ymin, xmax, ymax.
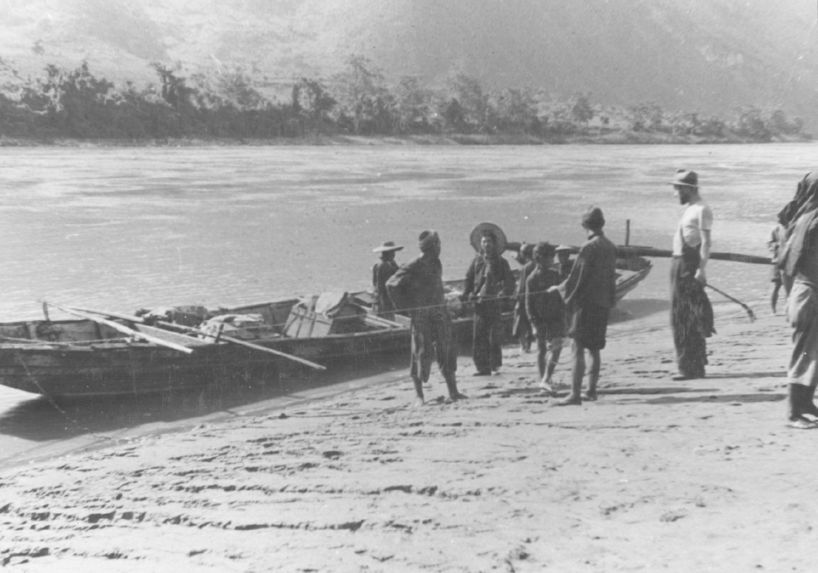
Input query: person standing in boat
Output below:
<box><xmin>669</xmin><ymin>169</ymin><xmax>715</xmax><ymax>381</ymax></box>
<box><xmin>371</xmin><ymin>241</ymin><xmax>403</xmax><ymax>321</ymax></box>
<box><xmin>512</xmin><ymin>243</ymin><xmax>536</xmax><ymax>353</ymax></box>
<box><xmin>551</xmin><ymin>207</ymin><xmax>617</xmax><ymax>405</ymax></box>
<box><xmin>386</xmin><ymin>230</ymin><xmax>465</xmax><ymax>405</ymax></box>
<box><xmin>461</xmin><ymin>224</ymin><xmax>516</xmax><ymax>376</ymax></box>
<box><xmin>525</xmin><ymin>242</ymin><xmax>566</xmax><ymax>395</ymax></box>
<box><xmin>776</xmin><ymin>170</ymin><xmax>818</xmax><ymax>428</ymax></box>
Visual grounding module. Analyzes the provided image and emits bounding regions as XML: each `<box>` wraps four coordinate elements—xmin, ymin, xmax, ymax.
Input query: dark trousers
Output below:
<box><xmin>670</xmin><ymin>252</ymin><xmax>713</xmax><ymax>377</ymax></box>
<box><xmin>410</xmin><ymin>308</ymin><xmax>457</xmax><ymax>384</ymax></box>
<box><xmin>473</xmin><ymin>301</ymin><xmax>504</xmax><ymax>373</ymax></box>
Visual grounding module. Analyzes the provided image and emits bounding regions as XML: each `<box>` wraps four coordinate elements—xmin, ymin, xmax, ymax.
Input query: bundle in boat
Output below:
<box><xmin>283</xmin><ymin>292</ymin><xmax>366</xmax><ymax>338</ymax></box>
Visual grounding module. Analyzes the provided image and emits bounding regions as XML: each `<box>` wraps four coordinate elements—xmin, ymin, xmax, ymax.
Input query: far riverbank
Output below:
<box><xmin>0</xmin><ymin>131</ymin><xmax>812</xmax><ymax>148</ymax></box>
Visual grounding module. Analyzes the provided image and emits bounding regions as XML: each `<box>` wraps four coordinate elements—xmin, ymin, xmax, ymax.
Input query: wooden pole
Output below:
<box><xmin>45</xmin><ymin>302</ymin><xmax>195</xmax><ymax>354</ymax></box>
<box><xmin>625</xmin><ymin>219</ymin><xmax>631</xmax><ymax>246</ymax></box>
<box><xmin>615</xmin><ymin>245</ymin><xmax>771</xmax><ymax>265</ymax></box>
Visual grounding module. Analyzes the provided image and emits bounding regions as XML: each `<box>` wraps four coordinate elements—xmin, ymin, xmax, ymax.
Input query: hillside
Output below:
<box><xmin>1</xmin><ymin>0</ymin><xmax>818</xmax><ymax>125</ymax></box>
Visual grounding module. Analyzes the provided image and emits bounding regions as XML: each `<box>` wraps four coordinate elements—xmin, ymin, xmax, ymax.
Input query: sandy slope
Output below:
<box><xmin>0</xmin><ymin>300</ymin><xmax>809</xmax><ymax>572</ymax></box>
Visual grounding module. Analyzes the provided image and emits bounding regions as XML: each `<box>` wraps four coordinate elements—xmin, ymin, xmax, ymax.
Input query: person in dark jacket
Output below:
<box><xmin>462</xmin><ymin>227</ymin><xmax>516</xmax><ymax>375</ymax></box>
<box><xmin>552</xmin><ymin>207</ymin><xmax>617</xmax><ymax>405</ymax></box>
<box><xmin>386</xmin><ymin>230</ymin><xmax>465</xmax><ymax>405</ymax></box>
<box><xmin>371</xmin><ymin>240</ymin><xmax>403</xmax><ymax>320</ymax></box>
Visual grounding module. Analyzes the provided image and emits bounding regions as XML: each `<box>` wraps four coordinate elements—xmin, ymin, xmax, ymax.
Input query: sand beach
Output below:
<box><xmin>0</xmin><ymin>296</ymin><xmax>810</xmax><ymax>572</ymax></box>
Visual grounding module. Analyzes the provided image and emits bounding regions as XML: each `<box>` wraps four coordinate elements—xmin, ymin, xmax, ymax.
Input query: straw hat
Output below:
<box><xmin>469</xmin><ymin>222</ymin><xmax>508</xmax><ymax>253</ymax></box>
<box><xmin>372</xmin><ymin>240</ymin><xmax>404</xmax><ymax>253</ymax></box>
<box><xmin>555</xmin><ymin>244</ymin><xmax>573</xmax><ymax>253</ymax></box>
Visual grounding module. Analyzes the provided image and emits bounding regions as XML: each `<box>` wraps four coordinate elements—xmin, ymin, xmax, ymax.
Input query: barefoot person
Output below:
<box><xmin>553</xmin><ymin>207</ymin><xmax>617</xmax><ymax>405</ymax></box>
<box><xmin>525</xmin><ymin>242</ymin><xmax>566</xmax><ymax>395</ymax></box>
<box><xmin>777</xmin><ymin>170</ymin><xmax>818</xmax><ymax>428</ymax></box>
<box><xmin>462</xmin><ymin>224</ymin><xmax>516</xmax><ymax>375</ymax></box>
<box><xmin>371</xmin><ymin>240</ymin><xmax>403</xmax><ymax>320</ymax></box>
<box><xmin>386</xmin><ymin>230</ymin><xmax>465</xmax><ymax>405</ymax></box>
<box><xmin>670</xmin><ymin>169</ymin><xmax>715</xmax><ymax>380</ymax></box>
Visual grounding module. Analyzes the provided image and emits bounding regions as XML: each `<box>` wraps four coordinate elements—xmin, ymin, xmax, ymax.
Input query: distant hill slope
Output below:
<box><xmin>2</xmin><ymin>0</ymin><xmax>818</xmax><ymax>126</ymax></box>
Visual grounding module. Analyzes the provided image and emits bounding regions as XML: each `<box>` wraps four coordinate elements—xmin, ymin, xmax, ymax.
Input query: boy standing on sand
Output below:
<box><xmin>551</xmin><ymin>207</ymin><xmax>617</xmax><ymax>405</ymax></box>
<box><xmin>525</xmin><ymin>242</ymin><xmax>566</xmax><ymax>395</ymax></box>
<box><xmin>386</xmin><ymin>230</ymin><xmax>465</xmax><ymax>405</ymax></box>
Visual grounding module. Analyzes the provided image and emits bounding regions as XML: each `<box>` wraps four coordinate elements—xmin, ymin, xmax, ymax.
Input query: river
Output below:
<box><xmin>0</xmin><ymin>142</ymin><xmax>812</xmax><ymax>463</ymax></box>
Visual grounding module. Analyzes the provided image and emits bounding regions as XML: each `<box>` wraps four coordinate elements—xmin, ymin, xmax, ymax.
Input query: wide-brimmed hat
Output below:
<box><xmin>555</xmin><ymin>244</ymin><xmax>573</xmax><ymax>253</ymax></box>
<box><xmin>372</xmin><ymin>240</ymin><xmax>404</xmax><ymax>253</ymax></box>
<box><xmin>671</xmin><ymin>169</ymin><xmax>698</xmax><ymax>188</ymax></box>
<box><xmin>469</xmin><ymin>222</ymin><xmax>508</xmax><ymax>253</ymax></box>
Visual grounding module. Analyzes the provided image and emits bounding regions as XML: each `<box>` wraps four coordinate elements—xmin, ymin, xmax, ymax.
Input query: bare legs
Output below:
<box><xmin>556</xmin><ymin>342</ymin><xmax>599</xmax><ymax>405</ymax></box>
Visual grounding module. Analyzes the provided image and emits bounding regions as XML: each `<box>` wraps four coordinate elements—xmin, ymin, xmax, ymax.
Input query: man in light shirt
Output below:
<box><xmin>670</xmin><ymin>169</ymin><xmax>715</xmax><ymax>380</ymax></box>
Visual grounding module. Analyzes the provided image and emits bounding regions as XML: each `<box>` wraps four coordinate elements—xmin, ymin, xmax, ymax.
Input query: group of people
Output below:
<box><xmin>364</xmin><ymin>169</ymin><xmax>756</xmax><ymax>415</ymax></box>
<box><xmin>371</xmin><ymin>204</ymin><xmax>622</xmax><ymax>406</ymax></box>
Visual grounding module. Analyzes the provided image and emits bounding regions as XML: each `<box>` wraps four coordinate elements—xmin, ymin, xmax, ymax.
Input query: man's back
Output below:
<box><xmin>386</xmin><ymin>254</ymin><xmax>445</xmax><ymax>311</ymax></box>
<box><xmin>564</xmin><ymin>233</ymin><xmax>617</xmax><ymax>309</ymax></box>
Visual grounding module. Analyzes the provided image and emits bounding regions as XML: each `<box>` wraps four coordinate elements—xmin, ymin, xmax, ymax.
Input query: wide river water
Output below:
<box><xmin>0</xmin><ymin>142</ymin><xmax>813</xmax><ymax>463</ymax></box>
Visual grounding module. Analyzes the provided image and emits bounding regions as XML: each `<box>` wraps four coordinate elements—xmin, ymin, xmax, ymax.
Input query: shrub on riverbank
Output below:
<box><xmin>0</xmin><ymin>58</ymin><xmax>810</xmax><ymax>144</ymax></box>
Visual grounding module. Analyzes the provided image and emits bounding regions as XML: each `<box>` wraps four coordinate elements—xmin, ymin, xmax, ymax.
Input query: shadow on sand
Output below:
<box><xmin>0</xmin><ymin>353</ymin><xmax>411</xmax><ymax>443</ymax></box>
<box><xmin>644</xmin><ymin>393</ymin><xmax>785</xmax><ymax>405</ymax></box>
<box><xmin>703</xmin><ymin>371</ymin><xmax>786</xmax><ymax>380</ymax></box>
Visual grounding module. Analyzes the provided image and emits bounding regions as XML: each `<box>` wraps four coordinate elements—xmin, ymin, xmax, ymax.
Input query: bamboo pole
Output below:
<box><xmin>45</xmin><ymin>302</ymin><xmax>195</xmax><ymax>354</ymax></box>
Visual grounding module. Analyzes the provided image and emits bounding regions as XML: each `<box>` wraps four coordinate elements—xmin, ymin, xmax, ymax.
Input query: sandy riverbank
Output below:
<box><xmin>0</xmin><ymin>299</ymin><xmax>808</xmax><ymax>572</ymax></box>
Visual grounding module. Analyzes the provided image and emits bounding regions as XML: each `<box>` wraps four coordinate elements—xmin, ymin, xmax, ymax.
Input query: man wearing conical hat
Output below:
<box><xmin>462</xmin><ymin>224</ymin><xmax>516</xmax><ymax>376</ymax></box>
<box><xmin>371</xmin><ymin>240</ymin><xmax>403</xmax><ymax>321</ymax></box>
<box><xmin>386</xmin><ymin>230</ymin><xmax>465</xmax><ymax>405</ymax></box>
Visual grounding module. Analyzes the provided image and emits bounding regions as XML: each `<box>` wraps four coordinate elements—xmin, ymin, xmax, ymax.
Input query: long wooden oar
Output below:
<box><xmin>615</xmin><ymin>245</ymin><xmax>771</xmax><ymax>265</ymax></box>
<box><xmin>44</xmin><ymin>302</ymin><xmax>195</xmax><ymax>354</ymax></box>
<box><xmin>68</xmin><ymin>305</ymin><xmax>326</xmax><ymax>371</ymax></box>
<box><xmin>508</xmin><ymin>241</ymin><xmax>770</xmax><ymax>265</ymax></box>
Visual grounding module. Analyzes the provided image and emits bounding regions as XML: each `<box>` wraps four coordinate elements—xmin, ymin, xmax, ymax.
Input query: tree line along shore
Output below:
<box><xmin>0</xmin><ymin>55</ymin><xmax>811</xmax><ymax>145</ymax></box>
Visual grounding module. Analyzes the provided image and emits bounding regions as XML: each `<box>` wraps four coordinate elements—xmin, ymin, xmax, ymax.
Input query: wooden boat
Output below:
<box><xmin>0</xmin><ymin>255</ymin><xmax>651</xmax><ymax>398</ymax></box>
